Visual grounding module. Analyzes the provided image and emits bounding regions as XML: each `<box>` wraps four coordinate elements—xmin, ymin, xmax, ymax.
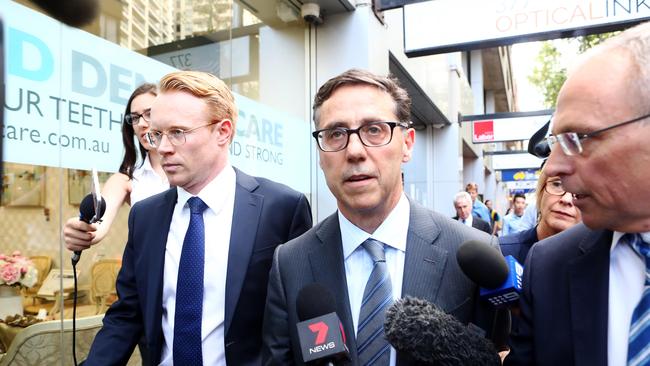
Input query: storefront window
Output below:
<box><xmin>1</xmin><ymin>0</ymin><xmax>310</xmax><ymax>361</ymax></box>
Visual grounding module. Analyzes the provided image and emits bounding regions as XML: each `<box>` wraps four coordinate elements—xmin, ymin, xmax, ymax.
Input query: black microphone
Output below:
<box><xmin>457</xmin><ymin>240</ymin><xmax>523</xmax><ymax>308</ymax></box>
<box><xmin>71</xmin><ymin>193</ymin><xmax>106</xmax><ymax>265</ymax></box>
<box><xmin>29</xmin><ymin>0</ymin><xmax>100</xmax><ymax>27</ymax></box>
<box><xmin>384</xmin><ymin>296</ymin><xmax>500</xmax><ymax>366</ymax></box>
<box><xmin>296</xmin><ymin>283</ymin><xmax>350</xmax><ymax>365</ymax></box>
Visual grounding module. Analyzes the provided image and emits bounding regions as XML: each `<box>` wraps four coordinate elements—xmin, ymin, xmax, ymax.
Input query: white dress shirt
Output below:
<box><xmin>160</xmin><ymin>165</ymin><xmax>236</xmax><ymax>366</ymax></box>
<box><xmin>608</xmin><ymin>231</ymin><xmax>650</xmax><ymax>366</ymax></box>
<box><xmin>130</xmin><ymin>154</ymin><xmax>169</xmax><ymax>205</ymax></box>
<box><xmin>459</xmin><ymin>215</ymin><xmax>473</xmax><ymax>227</ymax></box>
<box><xmin>339</xmin><ymin>193</ymin><xmax>410</xmax><ymax>366</ymax></box>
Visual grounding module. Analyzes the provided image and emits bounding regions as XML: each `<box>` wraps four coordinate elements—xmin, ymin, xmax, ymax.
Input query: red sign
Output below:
<box><xmin>473</xmin><ymin>120</ymin><xmax>495</xmax><ymax>142</ymax></box>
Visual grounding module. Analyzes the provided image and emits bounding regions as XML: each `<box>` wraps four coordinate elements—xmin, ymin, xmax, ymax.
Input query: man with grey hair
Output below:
<box><xmin>505</xmin><ymin>22</ymin><xmax>650</xmax><ymax>366</ymax></box>
<box><xmin>453</xmin><ymin>191</ymin><xmax>491</xmax><ymax>234</ymax></box>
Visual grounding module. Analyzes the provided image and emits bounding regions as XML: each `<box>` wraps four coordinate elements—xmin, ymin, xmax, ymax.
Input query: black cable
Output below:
<box><xmin>72</xmin><ymin>261</ymin><xmax>79</xmax><ymax>366</ymax></box>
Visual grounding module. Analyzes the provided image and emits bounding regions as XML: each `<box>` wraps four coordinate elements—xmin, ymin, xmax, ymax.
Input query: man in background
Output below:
<box><xmin>485</xmin><ymin>199</ymin><xmax>502</xmax><ymax>236</ymax></box>
<box><xmin>454</xmin><ymin>191</ymin><xmax>491</xmax><ymax>234</ymax></box>
<box><xmin>506</xmin><ymin>22</ymin><xmax>650</xmax><ymax>366</ymax></box>
<box><xmin>466</xmin><ymin>182</ymin><xmax>492</xmax><ymax>225</ymax></box>
<box><xmin>502</xmin><ymin>193</ymin><xmax>526</xmax><ymax>236</ymax></box>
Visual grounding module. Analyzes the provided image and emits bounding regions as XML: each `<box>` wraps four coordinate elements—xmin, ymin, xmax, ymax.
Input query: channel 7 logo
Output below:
<box><xmin>308</xmin><ymin>321</ymin><xmax>329</xmax><ymax>345</ymax></box>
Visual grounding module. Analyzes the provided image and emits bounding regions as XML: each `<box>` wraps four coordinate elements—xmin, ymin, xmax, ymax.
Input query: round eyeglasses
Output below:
<box><xmin>544</xmin><ymin>180</ymin><xmax>567</xmax><ymax>196</ymax></box>
<box><xmin>312</xmin><ymin>121</ymin><xmax>410</xmax><ymax>152</ymax></box>
<box><xmin>124</xmin><ymin>109</ymin><xmax>151</xmax><ymax>125</ymax></box>
<box><xmin>146</xmin><ymin>120</ymin><xmax>220</xmax><ymax>147</ymax></box>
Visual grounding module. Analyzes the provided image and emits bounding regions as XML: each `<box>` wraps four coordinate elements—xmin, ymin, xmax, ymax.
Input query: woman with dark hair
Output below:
<box><xmin>63</xmin><ymin>83</ymin><xmax>169</xmax><ymax>250</ymax></box>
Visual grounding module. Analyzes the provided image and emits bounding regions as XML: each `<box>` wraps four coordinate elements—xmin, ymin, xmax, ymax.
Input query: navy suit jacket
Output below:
<box><xmin>85</xmin><ymin>168</ymin><xmax>313</xmax><ymax>366</ymax></box>
<box><xmin>499</xmin><ymin>227</ymin><xmax>538</xmax><ymax>264</ymax></box>
<box><xmin>263</xmin><ymin>200</ymin><xmax>499</xmax><ymax>365</ymax></box>
<box><xmin>505</xmin><ymin>223</ymin><xmax>611</xmax><ymax>366</ymax></box>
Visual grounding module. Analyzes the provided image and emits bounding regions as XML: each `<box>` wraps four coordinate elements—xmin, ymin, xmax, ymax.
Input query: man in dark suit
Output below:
<box><xmin>262</xmin><ymin>69</ymin><xmax>498</xmax><ymax>366</ymax></box>
<box><xmin>453</xmin><ymin>191</ymin><xmax>491</xmax><ymax>234</ymax></box>
<box><xmin>505</xmin><ymin>22</ymin><xmax>650</xmax><ymax>366</ymax></box>
<box><xmin>85</xmin><ymin>71</ymin><xmax>312</xmax><ymax>365</ymax></box>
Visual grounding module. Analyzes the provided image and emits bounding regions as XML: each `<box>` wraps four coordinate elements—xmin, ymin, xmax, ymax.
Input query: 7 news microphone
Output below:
<box><xmin>71</xmin><ymin>193</ymin><xmax>106</xmax><ymax>265</ymax></box>
<box><xmin>296</xmin><ymin>283</ymin><xmax>350</xmax><ymax>365</ymax></box>
<box><xmin>384</xmin><ymin>296</ymin><xmax>500</xmax><ymax>366</ymax></box>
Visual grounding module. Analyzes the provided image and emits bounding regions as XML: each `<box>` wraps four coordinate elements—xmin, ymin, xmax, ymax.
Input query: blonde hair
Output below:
<box><xmin>535</xmin><ymin>169</ymin><xmax>548</xmax><ymax>223</ymax></box>
<box><xmin>159</xmin><ymin>71</ymin><xmax>238</xmax><ymax>141</ymax></box>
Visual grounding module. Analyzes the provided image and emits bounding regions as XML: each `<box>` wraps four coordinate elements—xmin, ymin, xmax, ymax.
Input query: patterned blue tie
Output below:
<box><xmin>627</xmin><ymin>233</ymin><xmax>650</xmax><ymax>366</ymax></box>
<box><xmin>173</xmin><ymin>197</ymin><xmax>208</xmax><ymax>365</ymax></box>
<box><xmin>357</xmin><ymin>238</ymin><xmax>392</xmax><ymax>366</ymax></box>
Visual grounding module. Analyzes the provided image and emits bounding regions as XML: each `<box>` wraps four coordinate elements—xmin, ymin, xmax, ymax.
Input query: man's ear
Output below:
<box><xmin>402</xmin><ymin>128</ymin><xmax>415</xmax><ymax>163</ymax></box>
<box><xmin>216</xmin><ymin>119</ymin><xmax>233</xmax><ymax>145</ymax></box>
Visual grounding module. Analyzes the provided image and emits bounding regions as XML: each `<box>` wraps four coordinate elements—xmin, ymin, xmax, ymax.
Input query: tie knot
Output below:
<box><xmin>362</xmin><ymin>238</ymin><xmax>386</xmax><ymax>263</ymax></box>
<box><xmin>626</xmin><ymin>233</ymin><xmax>650</xmax><ymax>259</ymax></box>
<box><xmin>187</xmin><ymin>197</ymin><xmax>208</xmax><ymax>215</ymax></box>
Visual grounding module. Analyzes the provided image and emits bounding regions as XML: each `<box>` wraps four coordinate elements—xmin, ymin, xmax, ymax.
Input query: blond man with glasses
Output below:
<box><xmin>85</xmin><ymin>71</ymin><xmax>312</xmax><ymax>366</ymax></box>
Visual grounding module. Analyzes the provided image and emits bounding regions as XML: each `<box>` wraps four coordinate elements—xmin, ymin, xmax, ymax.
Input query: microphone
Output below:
<box><xmin>296</xmin><ymin>283</ymin><xmax>350</xmax><ymax>365</ymax></box>
<box><xmin>384</xmin><ymin>296</ymin><xmax>500</xmax><ymax>366</ymax></box>
<box><xmin>71</xmin><ymin>193</ymin><xmax>106</xmax><ymax>265</ymax></box>
<box><xmin>456</xmin><ymin>240</ymin><xmax>523</xmax><ymax>308</ymax></box>
<box><xmin>29</xmin><ymin>0</ymin><xmax>100</xmax><ymax>27</ymax></box>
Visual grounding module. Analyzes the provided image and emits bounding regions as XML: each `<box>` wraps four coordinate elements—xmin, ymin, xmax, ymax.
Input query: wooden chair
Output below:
<box><xmin>0</xmin><ymin>315</ymin><xmax>104</xmax><ymax>365</ymax></box>
<box><xmin>22</xmin><ymin>256</ymin><xmax>53</xmax><ymax>315</ymax></box>
<box><xmin>90</xmin><ymin>259</ymin><xmax>121</xmax><ymax>315</ymax></box>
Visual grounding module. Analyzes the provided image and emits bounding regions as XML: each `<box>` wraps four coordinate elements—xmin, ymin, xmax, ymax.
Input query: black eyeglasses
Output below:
<box><xmin>124</xmin><ymin>109</ymin><xmax>151</xmax><ymax>125</ymax></box>
<box><xmin>146</xmin><ymin>120</ymin><xmax>220</xmax><ymax>147</ymax></box>
<box><xmin>544</xmin><ymin>180</ymin><xmax>567</xmax><ymax>196</ymax></box>
<box><xmin>545</xmin><ymin>112</ymin><xmax>650</xmax><ymax>157</ymax></box>
<box><xmin>312</xmin><ymin>121</ymin><xmax>410</xmax><ymax>152</ymax></box>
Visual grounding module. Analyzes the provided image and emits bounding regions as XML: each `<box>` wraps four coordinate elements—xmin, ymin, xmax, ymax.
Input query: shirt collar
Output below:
<box><xmin>176</xmin><ymin>164</ymin><xmax>236</xmax><ymax>215</ymax></box>
<box><xmin>611</xmin><ymin>231</ymin><xmax>650</xmax><ymax>253</ymax></box>
<box><xmin>339</xmin><ymin>193</ymin><xmax>410</xmax><ymax>260</ymax></box>
<box><xmin>133</xmin><ymin>154</ymin><xmax>155</xmax><ymax>178</ymax></box>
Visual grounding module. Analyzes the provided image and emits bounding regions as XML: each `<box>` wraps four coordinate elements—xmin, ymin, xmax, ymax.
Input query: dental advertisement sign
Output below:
<box><xmin>404</xmin><ymin>0</ymin><xmax>650</xmax><ymax>56</ymax></box>
<box><xmin>2</xmin><ymin>0</ymin><xmax>309</xmax><ymax>193</ymax></box>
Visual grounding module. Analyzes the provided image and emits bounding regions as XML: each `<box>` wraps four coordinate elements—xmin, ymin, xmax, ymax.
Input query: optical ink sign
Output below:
<box><xmin>404</xmin><ymin>0</ymin><xmax>650</xmax><ymax>56</ymax></box>
<box><xmin>2</xmin><ymin>0</ymin><xmax>175</xmax><ymax>172</ymax></box>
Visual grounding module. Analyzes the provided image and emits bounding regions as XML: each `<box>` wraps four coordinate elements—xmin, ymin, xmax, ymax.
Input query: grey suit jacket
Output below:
<box><xmin>262</xmin><ymin>199</ymin><xmax>496</xmax><ymax>366</ymax></box>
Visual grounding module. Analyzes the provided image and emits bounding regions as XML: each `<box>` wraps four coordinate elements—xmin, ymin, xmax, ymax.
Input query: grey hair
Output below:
<box><xmin>454</xmin><ymin>191</ymin><xmax>472</xmax><ymax>205</ymax></box>
<box><xmin>598</xmin><ymin>22</ymin><xmax>650</xmax><ymax>109</ymax></box>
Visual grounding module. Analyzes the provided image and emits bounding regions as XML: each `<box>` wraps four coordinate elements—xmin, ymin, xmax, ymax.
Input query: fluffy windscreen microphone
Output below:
<box><xmin>384</xmin><ymin>297</ymin><xmax>500</xmax><ymax>366</ymax></box>
<box><xmin>456</xmin><ymin>240</ymin><xmax>509</xmax><ymax>289</ymax></box>
<box><xmin>30</xmin><ymin>0</ymin><xmax>100</xmax><ymax>27</ymax></box>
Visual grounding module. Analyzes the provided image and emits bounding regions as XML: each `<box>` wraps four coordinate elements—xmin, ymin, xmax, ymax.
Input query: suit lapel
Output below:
<box><xmin>401</xmin><ymin>201</ymin><xmax>443</xmax><ymax>303</ymax></box>
<box><xmin>224</xmin><ymin>169</ymin><xmax>262</xmax><ymax>335</ymax></box>
<box><xmin>309</xmin><ymin>214</ymin><xmax>358</xmax><ymax>365</ymax></box>
<box><xmin>146</xmin><ymin>188</ymin><xmax>177</xmax><ymax>361</ymax></box>
<box><xmin>568</xmin><ymin>229</ymin><xmax>611</xmax><ymax>366</ymax></box>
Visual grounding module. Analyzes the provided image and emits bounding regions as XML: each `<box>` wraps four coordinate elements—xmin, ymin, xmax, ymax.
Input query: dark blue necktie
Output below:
<box><xmin>173</xmin><ymin>197</ymin><xmax>208</xmax><ymax>365</ymax></box>
<box><xmin>627</xmin><ymin>233</ymin><xmax>650</xmax><ymax>366</ymax></box>
<box><xmin>357</xmin><ymin>238</ymin><xmax>392</xmax><ymax>366</ymax></box>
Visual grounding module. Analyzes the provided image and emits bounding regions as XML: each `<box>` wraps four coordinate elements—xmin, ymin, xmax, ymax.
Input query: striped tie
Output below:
<box><xmin>357</xmin><ymin>238</ymin><xmax>392</xmax><ymax>366</ymax></box>
<box><xmin>627</xmin><ymin>233</ymin><xmax>650</xmax><ymax>366</ymax></box>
